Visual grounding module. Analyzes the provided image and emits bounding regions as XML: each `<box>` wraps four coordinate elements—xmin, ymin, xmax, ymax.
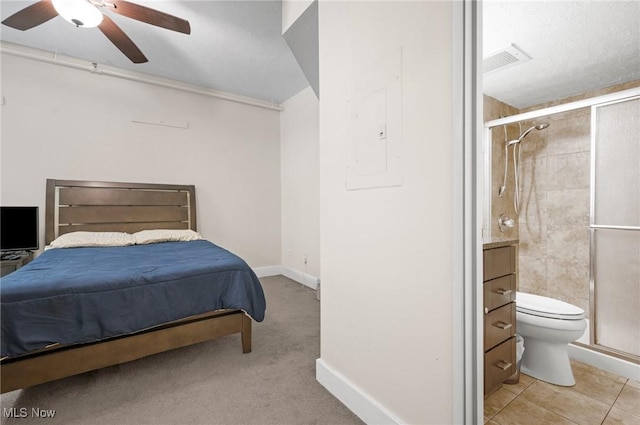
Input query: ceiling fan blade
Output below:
<box><xmin>98</xmin><ymin>15</ymin><xmax>147</xmax><ymax>63</ymax></box>
<box><xmin>2</xmin><ymin>0</ymin><xmax>58</xmax><ymax>31</ymax></box>
<box><xmin>109</xmin><ymin>1</ymin><xmax>190</xmax><ymax>34</ymax></box>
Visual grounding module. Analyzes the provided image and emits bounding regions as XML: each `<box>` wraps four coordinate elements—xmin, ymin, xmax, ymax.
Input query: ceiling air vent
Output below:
<box><xmin>483</xmin><ymin>44</ymin><xmax>531</xmax><ymax>74</ymax></box>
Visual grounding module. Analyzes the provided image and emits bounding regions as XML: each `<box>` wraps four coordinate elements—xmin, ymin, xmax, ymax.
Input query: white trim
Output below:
<box><xmin>252</xmin><ymin>265</ymin><xmax>283</xmax><ymax>278</ymax></box>
<box><xmin>316</xmin><ymin>358</ymin><xmax>403</xmax><ymax>425</ymax></box>
<box><xmin>484</xmin><ymin>86</ymin><xmax>640</xmax><ymax>128</ymax></box>
<box><xmin>0</xmin><ymin>42</ymin><xmax>283</xmax><ymax>112</ymax></box>
<box><xmin>251</xmin><ymin>265</ymin><xmax>320</xmax><ymax>292</ymax></box>
<box><xmin>569</xmin><ymin>344</ymin><xmax>640</xmax><ymax>381</ymax></box>
<box><xmin>472</xmin><ymin>0</ymin><xmax>486</xmax><ymax>420</ymax></box>
<box><xmin>589</xmin><ymin>104</ymin><xmax>598</xmax><ymax>345</ymax></box>
<box><xmin>452</xmin><ymin>1</ymin><xmax>482</xmax><ymax>424</ymax></box>
<box><xmin>281</xmin><ymin>266</ymin><xmax>319</xmax><ymax>290</ymax></box>
<box><xmin>451</xmin><ymin>3</ymin><xmax>464</xmax><ymax>421</ymax></box>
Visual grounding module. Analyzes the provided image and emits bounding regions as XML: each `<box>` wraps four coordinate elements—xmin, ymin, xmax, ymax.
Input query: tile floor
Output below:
<box><xmin>484</xmin><ymin>359</ymin><xmax>640</xmax><ymax>425</ymax></box>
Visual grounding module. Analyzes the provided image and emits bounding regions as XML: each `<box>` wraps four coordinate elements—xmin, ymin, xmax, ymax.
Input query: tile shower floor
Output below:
<box><xmin>484</xmin><ymin>359</ymin><xmax>640</xmax><ymax>425</ymax></box>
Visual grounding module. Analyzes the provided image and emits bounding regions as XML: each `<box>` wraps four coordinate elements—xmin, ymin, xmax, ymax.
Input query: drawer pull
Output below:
<box><xmin>493</xmin><ymin>321</ymin><xmax>512</xmax><ymax>330</ymax></box>
<box><xmin>496</xmin><ymin>288</ymin><xmax>512</xmax><ymax>296</ymax></box>
<box><xmin>495</xmin><ymin>360</ymin><xmax>512</xmax><ymax>371</ymax></box>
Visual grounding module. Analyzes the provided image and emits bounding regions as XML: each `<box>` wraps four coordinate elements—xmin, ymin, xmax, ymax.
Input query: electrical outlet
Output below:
<box><xmin>287</xmin><ymin>249</ymin><xmax>291</xmax><ymax>257</ymax></box>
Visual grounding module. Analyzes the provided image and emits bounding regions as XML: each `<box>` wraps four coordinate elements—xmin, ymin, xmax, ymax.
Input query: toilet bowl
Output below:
<box><xmin>516</xmin><ymin>292</ymin><xmax>587</xmax><ymax>386</ymax></box>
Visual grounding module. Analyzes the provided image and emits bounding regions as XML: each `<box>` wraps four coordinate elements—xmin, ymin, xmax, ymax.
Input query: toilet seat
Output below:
<box><xmin>516</xmin><ymin>292</ymin><xmax>585</xmax><ymax>320</ymax></box>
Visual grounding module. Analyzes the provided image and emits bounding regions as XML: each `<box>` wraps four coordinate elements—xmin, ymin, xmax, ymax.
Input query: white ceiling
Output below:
<box><xmin>0</xmin><ymin>0</ymin><xmax>309</xmax><ymax>104</ymax></box>
<box><xmin>484</xmin><ymin>0</ymin><xmax>640</xmax><ymax>109</ymax></box>
<box><xmin>1</xmin><ymin>1</ymin><xmax>639</xmax><ymax>108</ymax></box>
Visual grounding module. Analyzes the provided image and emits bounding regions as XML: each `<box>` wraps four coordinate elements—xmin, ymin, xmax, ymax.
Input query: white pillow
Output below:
<box><xmin>50</xmin><ymin>231</ymin><xmax>135</xmax><ymax>248</ymax></box>
<box><xmin>133</xmin><ymin>229</ymin><xmax>203</xmax><ymax>245</ymax></box>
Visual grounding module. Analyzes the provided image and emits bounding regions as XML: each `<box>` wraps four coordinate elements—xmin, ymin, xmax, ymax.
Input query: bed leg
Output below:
<box><xmin>241</xmin><ymin>314</ymin><xmax>252</xmax><ymax>353</ymax></box>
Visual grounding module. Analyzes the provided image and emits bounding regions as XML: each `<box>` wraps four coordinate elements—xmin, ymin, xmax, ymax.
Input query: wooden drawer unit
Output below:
<box><xmin>483</xmin><ymin>246</ymin><xmax>515</xmax><ymax>281</ymax></box>
<box><xmin>484</xmin><ymin>303</ymin><xmax>516</xmax><ymax>350</ymax></box>
<box><xmin>484</xmin><ymin>336</ymin><xmax>516</xmax><ymax>396</ymax></box>
<box><xmin>483</xmin><ymin>241</ymin><xmax>517</xmax><ymax>396</ymax></box>
<box><xmin>484</xmin><ymin>274</ymin><xmax>516</xmax><ymax>312</ymax></box>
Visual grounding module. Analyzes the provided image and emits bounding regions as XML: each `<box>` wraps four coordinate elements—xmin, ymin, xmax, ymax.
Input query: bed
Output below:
<box><xmin>0</xmin><ymin>179</ymin><xmax>266</xmax><ymax>393</ymax></box>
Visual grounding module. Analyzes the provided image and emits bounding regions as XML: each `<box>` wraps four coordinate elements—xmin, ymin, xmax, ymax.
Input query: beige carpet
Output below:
<box><xmin>0</xmin><ymin>276</ymin><xmax>364</xmax><ymax>425</ymax></box>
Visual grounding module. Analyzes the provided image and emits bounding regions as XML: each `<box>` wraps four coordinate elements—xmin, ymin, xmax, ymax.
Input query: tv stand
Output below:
<box><xmin>0</xmin><ymin>251</ymin><xmax>34</xmax><ymax>277</ymax></box>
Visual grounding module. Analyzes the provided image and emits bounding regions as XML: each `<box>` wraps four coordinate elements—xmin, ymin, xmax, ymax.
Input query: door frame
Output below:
<box><xmin>452</xmin><ymin>1</ymin><xmax>484</xmax><ymax>423</ymax></box>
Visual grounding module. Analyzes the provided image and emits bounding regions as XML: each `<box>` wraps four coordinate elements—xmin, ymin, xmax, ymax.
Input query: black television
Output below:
<box><xmin>0</xmin><ymin>206</ymin><xmax>39</xmax><ymax>252</ymax></box>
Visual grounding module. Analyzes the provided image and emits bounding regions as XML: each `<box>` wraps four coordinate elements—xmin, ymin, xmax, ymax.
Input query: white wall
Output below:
<box><xmin>317</xmin><ymin>2</ymin><xmax>454</xmax><ymax>424</ymax></box>
<box><xmin>0</xmin><ymin>54</ymin><xmax>281</xmax><ymax>268</ymax></box>
<box><xmin>280</xmin><ymin>86</ymin><xmax>320</xmax><ymax>279</ymax></box>
<box><xmin>282</xmin><ymin>0</ymin><xmax>315</xmax><ymax>34</ymax></box>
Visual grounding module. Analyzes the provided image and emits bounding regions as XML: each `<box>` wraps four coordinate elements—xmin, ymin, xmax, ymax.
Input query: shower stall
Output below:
<box><xmin>484</xmin><ymin>85</ymin><xmax>640</xmax><ymax>374</ymax></box>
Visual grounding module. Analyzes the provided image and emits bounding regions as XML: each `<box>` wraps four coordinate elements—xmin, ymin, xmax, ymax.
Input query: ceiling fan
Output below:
<box><xmin>2</xmin><ymin>0</ymin><xmax>191</xmax><ymax>64</ymax></box>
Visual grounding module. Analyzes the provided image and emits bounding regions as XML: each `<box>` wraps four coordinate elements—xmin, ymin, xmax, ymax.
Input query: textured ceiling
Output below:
<box><xmin>0</xmin><ymin>0</ymin><xmax>309</xmax><ymax>104</ymax></box>
<box><xmin>484</xmin><ymin>0</ymin><xmax>640</xmax><ymax>109</ymax></box>
<box><xmin>2</xmin><ymin>1</ymin><xmax>638</xmax><ymax>108</ymax></box>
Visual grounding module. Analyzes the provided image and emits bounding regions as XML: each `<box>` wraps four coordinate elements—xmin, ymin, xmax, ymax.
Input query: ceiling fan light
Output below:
<box><xmin>52</xmin><ymin>0</ymin><xmax>103</xmax><ymax>28</ymax></box>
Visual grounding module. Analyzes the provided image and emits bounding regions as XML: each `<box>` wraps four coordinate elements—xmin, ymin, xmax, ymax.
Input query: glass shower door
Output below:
<box><xmin>591</xmin><ymin>96</ymin><xmax>640</xmax><ymax>359</ymax></box>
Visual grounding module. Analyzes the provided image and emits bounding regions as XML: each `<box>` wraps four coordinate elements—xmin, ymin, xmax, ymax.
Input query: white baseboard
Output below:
<box><xmin>252</xmin><ymin>265</ymin><xmax>320</xmax><ymax>292</ymax></box>
<box><xmin>252</xmin><ymin>265</ymin><xmax>283</xmax><ymax>278</ymax></box>
<box><xmin>569</xmin><ymin>344</ymin><xmax>640</xmax><ymax>381</ymax></box>
<box><xmin>316</xmin><ymin>358</ymin><xmax>403</xmax><ymax>425</ymax></box>
<box><xmin>281</xmin><ymin>266</ymin><xmax>319</xmax><ymax>290</ymax></box>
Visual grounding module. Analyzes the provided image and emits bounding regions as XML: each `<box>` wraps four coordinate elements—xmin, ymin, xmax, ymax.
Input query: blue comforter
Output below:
<box><xmin>1</xmin><ymin>240</ymin><xmax>266</xmax><ymax>358</ymax></box>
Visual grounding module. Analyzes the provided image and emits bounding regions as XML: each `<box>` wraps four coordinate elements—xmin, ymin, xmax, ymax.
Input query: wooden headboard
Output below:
<box><xmin>45</xmin><ymin>179</ymin><xmax>197</xmax><ymax>245</ymax></box>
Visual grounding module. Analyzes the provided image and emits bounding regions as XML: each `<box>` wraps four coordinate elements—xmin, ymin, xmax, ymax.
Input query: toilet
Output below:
<box><xmin>516</xmin><ymin>292</ymin><xmax>587</xmax><ymax>386</ymax></box>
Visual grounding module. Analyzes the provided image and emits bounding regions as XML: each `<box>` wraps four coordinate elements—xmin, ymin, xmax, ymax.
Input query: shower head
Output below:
<box><xmin>518</xmin><ymin>123</ymin><xmax>550</xmax><ymax>140</ymax></box>
<box><xmin>505</xmin><ymin>123</ymin><xmax>550</xmax><ymax>146</ymax></box>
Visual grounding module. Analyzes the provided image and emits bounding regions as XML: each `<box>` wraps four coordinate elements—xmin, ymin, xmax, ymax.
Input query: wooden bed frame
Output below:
<box><xmin>1</xmin><ymin>179</ymin><xmax>252</xmax><ymax>394</ymax></box>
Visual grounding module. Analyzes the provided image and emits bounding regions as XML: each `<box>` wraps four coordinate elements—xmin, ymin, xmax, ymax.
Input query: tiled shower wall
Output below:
<box><xmin>486</xmin><ymin>80</ymin><xmax>640</xmax><ymax>318</ymax></box>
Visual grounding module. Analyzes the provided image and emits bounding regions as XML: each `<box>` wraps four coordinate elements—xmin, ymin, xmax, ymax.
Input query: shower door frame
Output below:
<box><xmin>484</xmin><ymin>86</ymin><xmax>640</xmax><ymax>365</ymax></box>
<box><xmin>589</xmin><ymin>95</ymin><xmax>640</xmax><ymax>362</ymax></box>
